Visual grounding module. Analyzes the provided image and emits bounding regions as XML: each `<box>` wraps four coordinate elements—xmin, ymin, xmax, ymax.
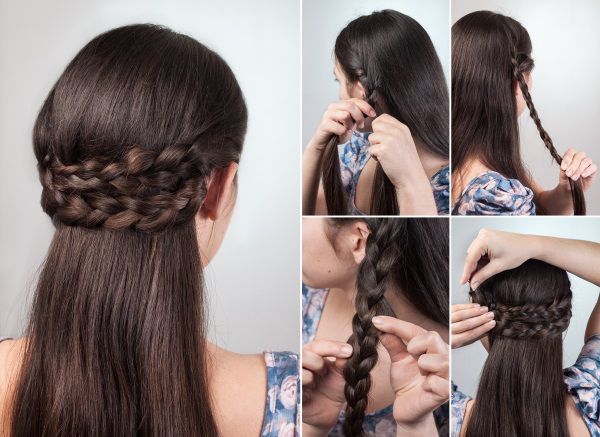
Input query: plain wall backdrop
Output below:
<box><xmin>302</xmin><ymin>0</ymin><xmax>450</xmax><ymax>147</ymax></box>
<box><xmin>0</xmin><ymin>0</ymin><xmax>300</xmax><ymax>353</ymax></box>
<box><xmin>451</xmin><ymin>217</ymin><xmax>600</xmax><ymax>396</ymax></box>
<box><xmin>453</xmin><ymin>0</ymin><xmax>600</xmax><ymax>214</ymax></box>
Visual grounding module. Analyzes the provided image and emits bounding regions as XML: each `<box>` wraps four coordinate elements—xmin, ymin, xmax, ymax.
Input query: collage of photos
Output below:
<box><xmin>0</xmin><ymin>0</ymin><xmax>599</xmax><ymax>436</ymax></box>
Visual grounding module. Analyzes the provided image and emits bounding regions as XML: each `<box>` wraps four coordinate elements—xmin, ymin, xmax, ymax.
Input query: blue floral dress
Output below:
<box><xmin>338</xmin><ymin>131</ymin><xmax>450</xmax><ymax>215</ymax></box>
<box><xmin>452</xmin><ymin>171</ymin><xmax>536</xmax><ymax>215</ymax></box>
<box><xmin>451</xmin><ymin>334</ymin><xmax>600</xmax><ymax>436</ymax></box>
<box><xmin>303</xmin><ymin>285</ymin><xmax>449</xmax><ymax>436</ymax></box>
<box><xmin>0</xmin><ymin>338</ymin><xmax>298</xmax><ymax>436</ymax></box>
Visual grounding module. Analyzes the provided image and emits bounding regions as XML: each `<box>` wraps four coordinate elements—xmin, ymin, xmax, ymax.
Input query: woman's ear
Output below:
<box><xmin>349</xmin><ymin>220</ymin><xmax>371</xmax><ymax>265</ymax></box>
<box><xmin>350</xmin><ymin>80</ymin><xmax>367</xmax><ymax>100</ymax></box>
<box><xmin>199</xmin><ymin>162</ymin><xmax>238</xmax><ymax>221</ymax></box>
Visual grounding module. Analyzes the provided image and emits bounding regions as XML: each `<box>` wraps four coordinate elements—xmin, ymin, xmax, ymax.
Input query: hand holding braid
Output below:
<box><xmin>470</xmin><ymin>288</ymin><xmax>572</xmax><ymax>339</ymax></box>
<box><xmin>39</xmin><ymin>142</ymin><xmax>214</xmax><ymax>232</ymax></box>
<box><xmin>342</xmin><ymin>220</ymin><xmax>397</xmax><ymax>437</ymax></box>
<box><xmin>511</xmin><ymin>51</ymin><xmax>587</xmax><ymax>215</ymax></box>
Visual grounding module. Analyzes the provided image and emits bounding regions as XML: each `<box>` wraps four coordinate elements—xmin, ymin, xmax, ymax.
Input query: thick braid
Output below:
<box><xmin>511</xmin><ymin>52</ymin><xmax>586</xmax><ymax>215</ymax></box>
<box><xmin>342</xmin><ymin>220</ymin><xmax>397</xmax><ymax>437</ymax></box>
<box><xmin>470</xmin><ymin>288</ymin><xmax>572</xmax><ymax>339</ymax></box>
<box><xmin>39</xmin><ymin>142</ymin><xmax>215</xmax><ymax>232</ymax></box>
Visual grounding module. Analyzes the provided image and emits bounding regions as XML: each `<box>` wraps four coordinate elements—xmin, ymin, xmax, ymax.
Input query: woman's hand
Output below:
<box><xmin>368</xmin><ymin>114</ymin><xmax>437</xmax><ymax>214</ymax></box>
<box><xmin>451</xmin><ymin>303</ymin><xmax>495</xmax><ymax>348</ymax></box>
<box><xmin>372</xmin><ymin>316</ymin><xmax>449</xmax><ymax>436</ymax></box>
<box><xmin>307</xmin><ymin>98</ymin><xmax>376</xmax><ymax>152</ymax></box>
<box><xmin>301</xmin><ymin>340</ymin><xmax>352</xmax><ymax>435</ymax></box>
<box><xmin>560</xmin><ymin>148</ymin><xmax>597</xmax><ymax>192</ymax></box>
<box><xmin>460</xmin><ymin>228</ymin><xmax>535</xmax><ymax>290</ymax></box>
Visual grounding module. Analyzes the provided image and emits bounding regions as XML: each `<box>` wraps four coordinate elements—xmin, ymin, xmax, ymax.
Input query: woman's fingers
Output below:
<box><xmin>327</xmin><ymin>109</ymin><xmax>357</xmax><ymax>130</ymax></box>
<box><xmin>451</xmin><ymin>305</ymin><xmax>487</xmax><ymax>323</ymax></box>
<box><xmin>372</xmin><ymin>316</ymin><xmax>426</xmax><ymax>345</ymax></box>
<box><xmin>582</xmin><ymin>162</ymin><xmax>598</xmax><ymax>179</ymax></box>
<box><xmin>452</xmin><ymin>319</ymin><xmax>496</xmax><ymax>348</ymax></box>
<box><xmin>321</xmin><ymin>118</ymin><xmax>347</xmax><ymax>137</ymax></box>
<box><xmin>304</xmin><ymin>339</ymin><xmax>353</xmax><ymax>360</ymax></box>
<box><xmin>461</xmin><ymin>237</ymin><xmax>486</xmax><ymax>284</ymax></box>
<box><xmin>417</xmin><ymin>353</ymin><xmax>449</xmax><ymax>379</ymax></box>
<box><xmin>302</xmin><ymin>368</ymin><xmax>314</xmax><ymax>386</ymax></box>
<box><xmin>469</xmin><ymin>259</ymin><xmax>504</xmax><ymax>290</ymax></box>
<box><xmin>564</xmin><ymin>150</ymin><xmax>585</xmax><ymax>178</ymax></box>
<box><xmin>347</xmin><ymin>98</ymin><xmax>376</xmax><ymax>118</ymax></box>
<box><xmin>302</xmin><ymin>349</ymin><xmax>327</xmax><ymax>374</ymax></box>
<box><xmin>423</xmin><ymin>374</ymin><xmax>450</xmax><ymax>402</ymax></box>
<box><xmin>451</xmin><ymin>303</ymin><xmax>480</xmax><ymax>315</ymax></box>
<box><xmin>561</xmin><ymin>148</ymin><xmax>576</xmax><ymax>171</ymax></box>
<box><xmin>570</xmin><ymin>156</ymin><xmax>593</xmax><ymax>181</ymax></box>
<box><xmin>452</xmin><ymin>310</ymin><xmax>494</xmax><ymax>334</ymax></box>
<box><xmin>406</xmin><ymin>331</ymin><xmax>447</xmax><ymax>356</ymax></box>
<box><xmin>379</xmin><ymin>332</ymin><xmax>408</xmax><ymax>362</ymax></box>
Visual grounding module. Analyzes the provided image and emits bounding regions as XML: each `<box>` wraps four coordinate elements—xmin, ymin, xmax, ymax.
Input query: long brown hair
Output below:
<box><xmin>467</xmin><ymin>259</ymin><xmax>572</xmax><ymax>437</ymax></box>
<box><xmin>322</xmin><ymin>10</ymin><xmax>449</xmax><ymax>215</ymax></box>
<box><xmin>327</xmin><ymin>218</ymin><xmax>449</xmax><ymax>436</ymax></box>
<box><xmin>11</xmin><ymin>24</ymin><xmax>247</xmax><ymax>436</ymax></box>
<box><xmin>452</xmin><ymin>11</ymin><xmax>586</xmax><ymax>215</ymax></box>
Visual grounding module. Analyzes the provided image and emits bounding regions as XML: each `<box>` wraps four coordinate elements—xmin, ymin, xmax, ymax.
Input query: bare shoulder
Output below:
<box><xmin>354</xmin><ymin>157</ymin><xmax>377</xmax><ymax>213</ymax></box>
<box><xmin>208</xmin><ymin>345</ymin><xmax>267</xmax><ymax>436</ymax></box>
<box><xmin>0</xmin><ymin>338</ymin><xmax>26</xmax><ymax>436</ymax></box>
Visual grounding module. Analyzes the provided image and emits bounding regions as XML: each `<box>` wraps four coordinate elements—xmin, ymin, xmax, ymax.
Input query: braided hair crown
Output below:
<box><xmin>34</xmin><ymin>24</ymin><xmax>247</xmax><ymax>233</ymax></box>
<box><xmin>470</xmin><ymin>259</ymin><xmax>572</xmax><ymax>341</ymax></box>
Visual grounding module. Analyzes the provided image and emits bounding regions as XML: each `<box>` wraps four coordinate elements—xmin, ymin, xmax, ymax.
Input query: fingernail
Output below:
<box><xmin>370</xmin><ymin>110</ymin><xmax>376</xmax><ymax>117</ymax></box>
<box><xmin>341</xmin><ymin>345</ymin><xmax>353</xmax><ymax>356</ymax></box>
<box><xmin>572</xmin><ymin>174</ymin><xmax>579</xmax><ymax>181</ymax></box>
<box><xmin>488</xmin><ymin>320</ymin><xmax>496</xmax><ymax>326</ymax></box>
<box><xmin>486</xmin><ymin>311</ymin><xmax>494</xmax><ymax>319</ymax></box>
<box><xmin>472</xmin><ymin>282</ymin><xmax>479</xmax><ymax>290</ymax></box>
<box><xmin>479</xmin><ymin>306</ymin><xmax>488</xmax><ymax>313</ymax></box>
<box><xmin>566</xmin><ymin>169</ymin><xmax>573</xmax><ymax>176</ymax></box>
<box><xmin>372</xmin><ymin>316</ymin><xmax>384</xmax><ymax>326</ymax></box>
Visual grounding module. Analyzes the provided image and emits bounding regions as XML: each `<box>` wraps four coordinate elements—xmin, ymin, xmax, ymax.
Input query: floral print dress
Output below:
<box><xmin>452</xmin><ymin>171</ymin><xmax>536</xmax><ymax>215</ymax></box>
<box><xmin>0</xmin><ymin>338</ymin><xmax>299</xmax><ymax>436</ymax></box>
<box><xmin>338</xmin><ymin>131</ymin><xmax>450</xmax><ymax>215</ymax></box>
<box><xmin>451</xmin><ymin>334</ymin><xmax>600</xmax><ymax>436</ymax></box>
<box><xmin>302</xmin><ymin>285</ymin><xmax>449</xmax><ymax>436</ymax></box>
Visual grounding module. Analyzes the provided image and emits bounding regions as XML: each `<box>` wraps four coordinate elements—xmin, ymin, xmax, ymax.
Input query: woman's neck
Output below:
<box><xmin>414</xmin><ymin>139</ymin><xmax>448</xmax><ymax>179</ymax></box>
<box><xmin>451</xmin><ymin>156</ymin><xmax>492</xmax><ymax>202</ymax></box>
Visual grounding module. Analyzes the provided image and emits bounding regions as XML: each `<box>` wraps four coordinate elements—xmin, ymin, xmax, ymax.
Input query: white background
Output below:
<box><xmin>453</xmin><ymin>0</ymin><xmax>600</xmax><ymax>214</ymax></box>
<box><xmin>302</xmin><ymin>0</ymin><xmax>450</xmax><ymax>147</ymax></box>
<box><xmin>0</xmin><ymin>0</ymin><xmax>300</xmax><ymax>353</ymax></box>
<box><xmin>451</xmin><ymin>217</ymin><xmax>600</xmax><ymax>395</ymax></box>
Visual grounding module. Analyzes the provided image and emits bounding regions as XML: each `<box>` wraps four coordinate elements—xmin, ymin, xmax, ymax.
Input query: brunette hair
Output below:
<box><xmin>327</xmin><ymin>218</ymin><xmax>448</xmax><ymax>435</ymax></box>
<box><xmin>467</xmin><ymin>259</ymin><xmax>572</xmax><ymax>437</ymax></box>
<box><xmin>11</xmin><ymin>24</ymin><xmax>247</xmax><ymax>436</ymax></box>
<box><xmin>321</xmin><ymin>10</ymin><xmax>449</xmax><ymax>215</ymax></box>
<box><xmin>452</xmin><ymin>11</ymin><xmax>586</xmax><ymax>215</ymax></box>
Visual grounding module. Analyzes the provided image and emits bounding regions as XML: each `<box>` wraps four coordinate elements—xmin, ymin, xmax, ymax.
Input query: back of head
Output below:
<box><xmin>12</xmin><ymin>24</ymin><xmax>247</xmax><ymax>436</ymax></box>
<box><xmin>466</xmin><ymin>259</ymin><xmax>572</xmax><ymax>437</ymax></box>
<box><xmin>322</xmin><ymin>10</ymin><xmax>448</xmax><ymax>215</ymax></box>
<box><xmin>452</xmin><ymin>11</ymin><xmax>585</xmax><ymax>214</ymax></box>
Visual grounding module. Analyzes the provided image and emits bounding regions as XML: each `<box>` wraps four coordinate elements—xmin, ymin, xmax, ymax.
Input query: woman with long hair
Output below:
<box><xmin>451</xmin><ymin>11</ymin><xmax>597</xmax><ymax>216</ymax></box>
<box><xmin>302</xmin><ymin>218</ymin><xmax>450</xmax><ymax>436</ymax></box>
<box><xmin>451</xmin><ymin>229</ymin><xmax>600</xmax><ymax>436</ymax></box>
<box><xmin>302</xmin><ymin>10</ymin><xmax>450</xmax><ymax>216</ymax></box>
<box><xmin>0</xmin><ymin>24</ymin><xmax>298</xmax><ymax>436</ymax></box>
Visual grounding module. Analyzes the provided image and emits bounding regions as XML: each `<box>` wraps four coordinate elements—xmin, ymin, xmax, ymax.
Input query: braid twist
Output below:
<box><xmin>470</xmin><ymin>289</ymin><xmax>572</xmax><ymax>339</ymax></box>
<box><xmin>342</xmin><ymin>219</ymin><xmax>397</xmax><ymax>436</ymax></box>
<box><xmin>510</xmin><ymin>50</ymin><xmax>586</xmax><ymax>215</ymax></box>
<box><xmin>39</xmin><ymin>143</ymin><xmax>214</xmax><ymax>232</ymax></box>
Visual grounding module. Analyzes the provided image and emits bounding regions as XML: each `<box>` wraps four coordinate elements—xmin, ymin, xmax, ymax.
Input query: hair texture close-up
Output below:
<box><xmin>452</xmin><ymin>10</ymin><xmax>586</xmax><ymax>215</ymax></box>
<box><xmin>467</xmin><ymin>259</ymin><xmax>573</xmax><ymax>437</ymax></box>
<box><xmin>327</xmin><ymin>218</ymin><xmax>449</xmax><ymax>436</ymax></box>
<box><xmin>321</xmin><ymin>9</ymin><xmax>449</xmax><ymax>215</ymax></box>
<box><xmin>11</xmin><ymin>24</ymin><xmax>247</xmax><ymax>436</ymax></box>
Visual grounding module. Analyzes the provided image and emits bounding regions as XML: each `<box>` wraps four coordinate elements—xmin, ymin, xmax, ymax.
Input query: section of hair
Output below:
<box><xmin>12</xmin><ymin>24</ymin><xmax>247</xmax><ymax>436</ymax></box>
<box><xmin>327</xmin><ymin>218</ymin><xmax>448</xmax><ymax>436</ymax></box>
<box><xmin>466</xmin><ymin>259</ymin><xmax>572</xmax><ymax>437</ymax></box>
<box><xmin>322</xmin><ymin>10</ymin><xmax>448</xmax><ymax>215</ymax></box>
<box><xmin>452</xmin><ymin>11</ymin><xmax>585</xmax><ymax>214</ymax></box>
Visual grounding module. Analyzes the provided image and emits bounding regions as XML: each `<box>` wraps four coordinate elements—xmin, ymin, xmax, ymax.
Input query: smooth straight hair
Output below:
<box><xmin>11</xmin><ymin>24</ymin><xmax>247</xmax><ymax>436</ymax></box>
<box><xmin>467</xmin><ymin>259</ymin><xmax>572</xmax><ymax>437</ymax></box>
<box><xmin>452</xmin><ymin>11</ymin><xmax>586</xmax><ymax>214</ymax></box>
<box><xmin>322</xmin><ymin>10</ymin><xmax>449</xmax><ymax>215</ymax></box>
<box><xmin>327</xmin><ymin>218</ymin><xmax>449</xmax><ymax>436</ymax></box>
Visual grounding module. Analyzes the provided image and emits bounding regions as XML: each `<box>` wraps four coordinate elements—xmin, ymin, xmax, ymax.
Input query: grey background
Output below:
<box><xmin>0</xmin><ymin>0</ymin><xmax>300</xmax><ymax>353</ymax></box>
<box><xmin>453</xmin><ymin>0</ymin><xmax>600</xmax><ymax>214</ymax></box>
<box><xmin>451</xmin><ymin>217</ymin><xmax>600</xmax><ymax>395</ymax></box>
<box><xmin>302</xmin><ymin>0</ymin><xmax>450</xmax><ymax>147</ymax></box>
